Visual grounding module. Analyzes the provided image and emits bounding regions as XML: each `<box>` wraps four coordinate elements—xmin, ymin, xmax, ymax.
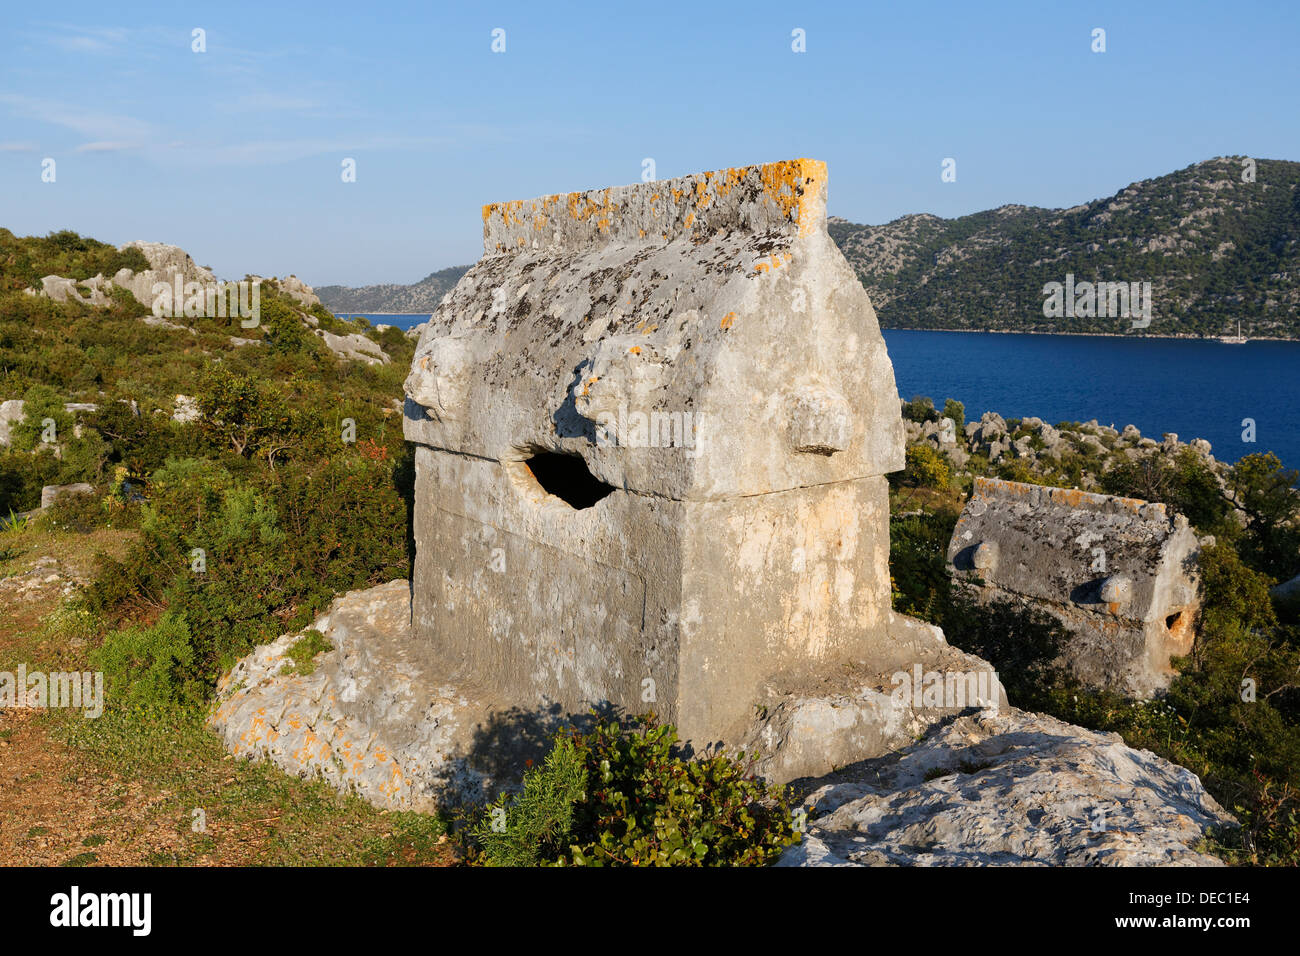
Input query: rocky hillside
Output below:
<box><xmin>832</xmin><ymin>156</ymin><xmax>1300</xmax><ymax>337</ymax></box>
<box><xmin>316</xmin><ymin>265</ymin><xmax>469</xmax><ymax>314</ymax></box>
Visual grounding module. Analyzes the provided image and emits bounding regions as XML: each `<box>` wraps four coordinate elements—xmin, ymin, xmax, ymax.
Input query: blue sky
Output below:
<box><xmin>2</xmin><ymin>0</ymin><xmax>1297</xmax><ymax>286</ymax></box>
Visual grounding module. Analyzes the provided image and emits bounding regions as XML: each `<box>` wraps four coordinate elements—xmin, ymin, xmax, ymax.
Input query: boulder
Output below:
<box><xmin>0</xmin><ymin>400</ymin><xmax>25</xmax><ymax>446</ymax></box>
<box><xmin>40</xmin><ymin>483</ymin><xmax>95</xmax><ymax>509</ymax></box>
<box><xmin>113</xmin><ymin>241</ymin><xmax>218</xmax><ymax>312</ymax></box>
<box><xmin>39</xmin><ymin>274</ymin><xmax>112</xmax><ymax>306</ymax></box>
<box><xmin>278</xmin><ymin>275</ymin><xmax>320</xmax><ymax>308</ymax></box>
<box><xmin>172</xmin><ymin>394</ymin><xmax>201</xmax><ymax>424</ymax></box>
<box><xmin>778</xmin><ymin>708</ymin><xmax>1235</xmax><ymax>866</ymax></box>
<box><xmin>319</xmin><ymin>330</ymin><xmax>389</xmax><ymax>365</ymax></box>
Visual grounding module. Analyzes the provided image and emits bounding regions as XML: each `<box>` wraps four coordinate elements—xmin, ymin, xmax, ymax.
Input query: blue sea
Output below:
<box><xmin>346</xmin><ymin>313</ymin><xmax>1299</xmax><ymax>469</ymax></box>
<box><xmin>336</xmin><ymin>313</ymin><xmax>431</xmax><ymax>329</ymax></box>
<box><xmin>882</xmin><ymin>330</ymin><xmax>1300</xmax><ymax>468</ymax></box>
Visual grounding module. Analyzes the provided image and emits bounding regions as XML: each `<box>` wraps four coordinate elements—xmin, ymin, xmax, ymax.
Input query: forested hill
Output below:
<box><xmin>831</xmin><ymin>156</ymin><xmax>1300</xmax><ymax>337</ymax></box>
<box><xmin>316</xmin><ymin>265</ymin><xmax>469</xmax><ymax>314</ymax></box>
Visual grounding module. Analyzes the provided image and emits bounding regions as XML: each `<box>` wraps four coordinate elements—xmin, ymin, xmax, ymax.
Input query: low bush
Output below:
<box><xmin>472</xmin><ymin>714</ymin><xmax>799</xmax><ymax>867</ymax></box>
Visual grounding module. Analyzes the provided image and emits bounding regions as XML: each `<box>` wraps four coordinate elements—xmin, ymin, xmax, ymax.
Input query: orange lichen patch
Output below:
<box><xmin>707</xmin><ymin>165</ymin><xmax>748</xmax><ymax>198</ymax></box>
<box><xmin>565</xmin><ymin>188</ymin><xmax>616</xmax><ymax>233</ymax></box>
<box><xmin>720</xmin><ymin>312</ymin><xmax>736</xmax><ymax>330</ymax></box>
<box><xmin>693</xmin><ymin>179</ymin><xmax>713</xmax><ymax>211</ymax></box>
<box><xmin>533</xmin><ymin>212</ymin><xmax>547</xmax><ymax>231</ymax></box>
<box><xmin>757</xmin><ymin>158</ymin><xmax>826</xmax><ymax>237</ymax></box>
<box><xmin>628</xmin><ymin>345</ymin><xmax>642</xmax><ymax>354</ymax></box>
<box><xmin>580</xmin><ymin>375</ymin><xmax>599</xmax><ymax>397</ymax></box>
<box><xmin>684</xmin><ymin>213</ymin><xmax>695</xmax><ymax>227</ymax></box>
<box><xmin>754</xmin><ymin>251</ymin><xmax>791</xmax><ymax>274</ymax></box>
<box><xmin>482</xmin><ymin>198</ymin><xmax>530</xmax><ymax>226</ymax></box>
<box><xmin>638</xmin><ymin>228</ymin><xmax>646</xmax><ymax>238</ymax></box>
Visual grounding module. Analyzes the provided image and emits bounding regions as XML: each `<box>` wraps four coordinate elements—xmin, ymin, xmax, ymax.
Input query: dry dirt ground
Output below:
<box><xmin>0</xmin><ymin>523</ymin><xmax>454</xmax><ymax>867</ymax></box>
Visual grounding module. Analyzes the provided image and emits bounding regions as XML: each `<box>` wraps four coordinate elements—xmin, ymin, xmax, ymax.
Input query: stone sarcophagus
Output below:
<box><xmin>947</xmin><ymin>478</ymin><xmax>1202</xmax><ymax>698</ymax></box>
<box><xmin>403</xmin><ymin>159</ymin><xmax>905</xmax><ymax>747</ymax></box>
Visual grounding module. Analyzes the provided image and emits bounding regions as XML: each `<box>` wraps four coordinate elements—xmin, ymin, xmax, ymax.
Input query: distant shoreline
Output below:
<box><xmin>881</xmin><ymin>326</ymin><xmax>1299</xmax><ymax>342</ymax></box>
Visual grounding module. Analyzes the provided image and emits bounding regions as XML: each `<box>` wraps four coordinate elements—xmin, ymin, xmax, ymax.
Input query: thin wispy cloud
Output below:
<box><xmin>0</xmin><ymin>142</ymin><xmax>39</xmax><ymax>152</ymax></box>
<box><xmin>47</xmin><ymin>27</ymin><xmax>129</xmax><ymax>53</ymax></box>
<box><xmin>0</xmin><ymin>93</ymin><xmax>158</xmax><ymax>145</ymax></box>
<box><xmin>75</xmin><ymin>141</ymin><xmax>138</xmax><ymax>153</ymax></box>
<box><xmin>217</xmin><ymin>92</ymin><xmax>320</xmax><ymax>113</ymax></box>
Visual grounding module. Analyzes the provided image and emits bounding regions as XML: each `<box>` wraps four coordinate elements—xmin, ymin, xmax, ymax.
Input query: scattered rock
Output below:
<box><xmin>778</xmin><ymin>708</ymin><xmax>1235</xmax><ymax>867</ymax></box>
<box><xmin>40</xmin><ymin>484</ymin><xmax>95</xmax><ymax>509</ymax></box>
<box><xmin>318</xmin><ymin>330</ymin><xmax>389</xmax><ymax>365</ymax></box>
<box><xmin>0</xmin><ymin>400</ymin><xmax>26</xmax><ymax>446</ymax></box>
<box><xmin>172</xmin><ymin>395</ymin><xmax>200</xmax><ymax>424</ymax></box>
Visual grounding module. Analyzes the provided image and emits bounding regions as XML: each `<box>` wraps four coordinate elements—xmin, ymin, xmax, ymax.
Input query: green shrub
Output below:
<box><xmin>87</xmin><ymin>450</ymin><xmax>409</xmax><ymax>691</ymax></box>
<box><xmin>43</xmin><ymin>489</ymin><xmax>104</xmax><ymax>534</ymax></box>
<box><xmin>942</xmin><ymin>398</ymin><xmax>965</xmax><ymax>433</ymax></box>
<box><xmin>901</xmin><ymin>395</ymin><xmax>939</xmax><ymax>424</ymax></box>
<box><xmin>1227</xmin><ymin>452</ymin><xmax>1300</xmax><ymax>581</ymax></box>
<box><xmin>1101</xmin><ymin>447</ymin><xmax>1231</xmax><ymax>532</ymax></box>
<box><xmin>285</xmin><ymin>629</ymin><xmax>333</xmax><ymax>676</ymax></box>
<box><xmin>472</xmin><ymin>715</ymin><xmax>798</xmax><ymax>867</ymax></box>
<box><xmin>11</xmin><ymin>384</ymin><xmax>72</xmax><ymax>451</ymax></box>
<box><xmin>92</xmin><ymin>612</ymin><xmax>203</xmax><ymax>708</ymax></box>
<box><xmin>899</xmin><ymin>444</ymin><xmax>951</xmax><ymax>489</ymax></box>
<box><xmin>889</xmin><ymin>509</ymin><xmax>957</xmax><ymax>620</ymax></box>
<box><xmin>472</xmin><ymin>735</ymin><xmax>588</xmax><ymax>866</ymax></box>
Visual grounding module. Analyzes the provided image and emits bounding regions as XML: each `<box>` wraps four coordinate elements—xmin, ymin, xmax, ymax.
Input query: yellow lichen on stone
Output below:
<box><xmin>756</xmin><ymin>158</ymin><xmax>826</xmax><ymax>236</ymax></box>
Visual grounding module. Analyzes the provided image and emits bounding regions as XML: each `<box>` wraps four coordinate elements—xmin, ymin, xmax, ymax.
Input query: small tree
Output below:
<box><xmin>942</xmin><ymin>398</ymin><xmax>965</xmax><ymax>434</ymax></box>
<box><xmin>196</xmin><ymin>367</ymin><xmax>300</xmax><ymax>468</ymax></box>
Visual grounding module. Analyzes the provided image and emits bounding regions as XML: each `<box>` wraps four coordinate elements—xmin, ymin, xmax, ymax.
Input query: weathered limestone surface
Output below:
<box><xmin>403</xmin><ymin>160</ymin><xmax>908</xmax><ymax>752</ymax></box>
<box><xmin>779</xmin><ymin>708</ymin><xmax>1235</xmax><ymax>867</ymax></box>
<box><xmin>112</xmin><ymin>241</ymin><xmax>218</xmax><ymax>310</ymax></box>
<box><xmin>948</xmin><ymin>478</ymin><xmax>1201</xmax><ymax>698</ymax></box>
<box><xmin>319</xmin><ymin>329</ymin><xmax>389</xmax><ymax>365</ymax></box>
<box><xmin>210</xmin><ymin>582</ymin><xmax>498</xmax><ymax>811</ymax></box>
<box><xmin>740</xmin><ymin>615</ymin><xmax>1006</xmax><ymax>784</ymax></box>
<box><xmin>0</xmin><ymin>399</ymin><xmax>24</xmax><ymax>446</ymax></box>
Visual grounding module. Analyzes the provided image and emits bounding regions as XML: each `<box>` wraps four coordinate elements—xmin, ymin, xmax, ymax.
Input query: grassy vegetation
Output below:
<box><xmin>0</xmin><ymin>230</ymin><xmax>441</xmax><ymax>865</ymax></box>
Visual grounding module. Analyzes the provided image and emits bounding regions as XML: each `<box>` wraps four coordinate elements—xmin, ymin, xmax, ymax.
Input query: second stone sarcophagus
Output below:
<box><xmin>947</xmin><ymin>477</ymin><xmax>1202</xmax><ymax>698</ymax></box>
<box><xmin>403</xmin><ymin>159</ymin><xmax>905</xmax><ymax>746</ymax></box>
